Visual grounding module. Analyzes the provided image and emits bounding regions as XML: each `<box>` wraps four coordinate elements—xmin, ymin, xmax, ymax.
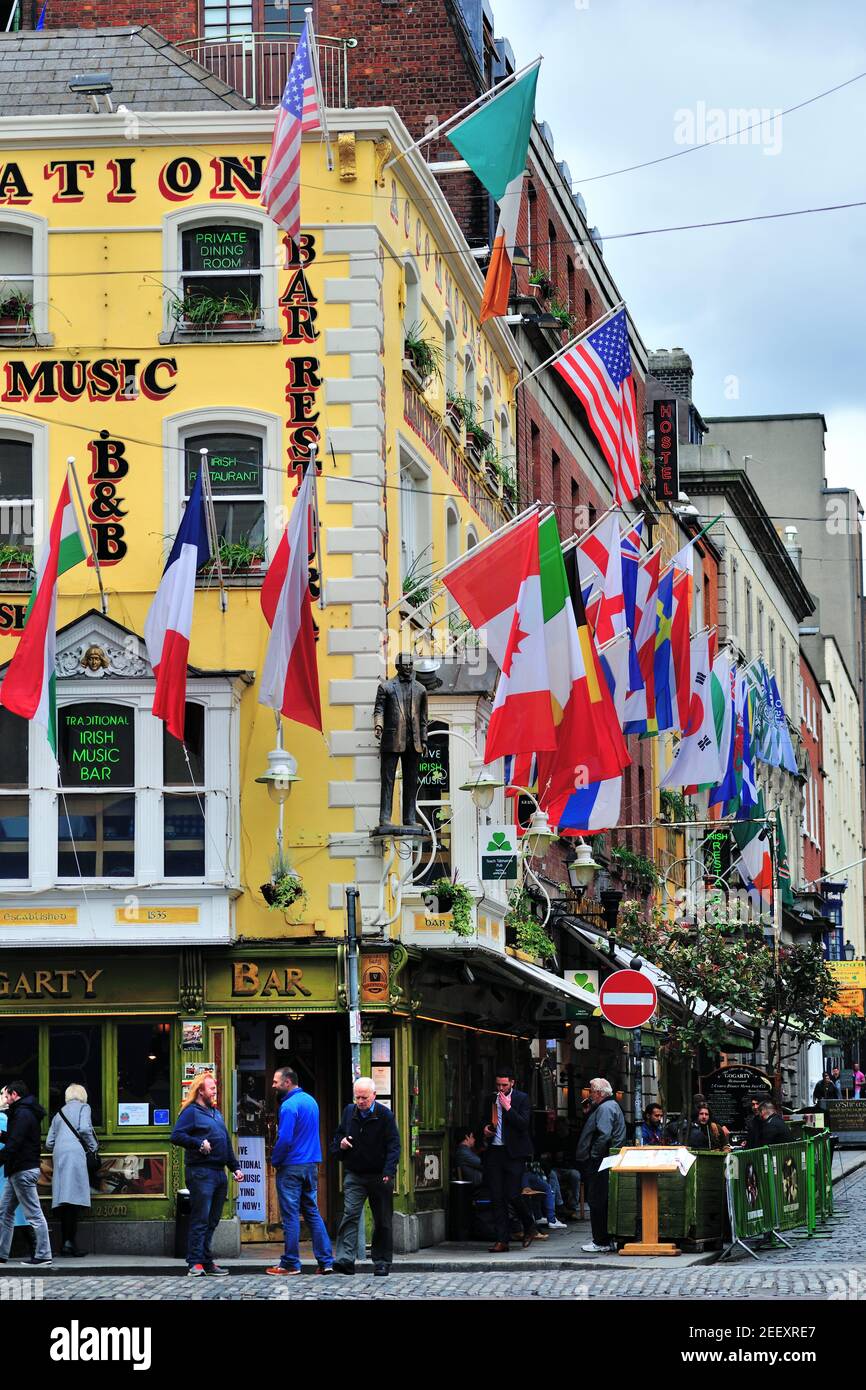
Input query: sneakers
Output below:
<box><xmin>204</xmin><ymin>1264</ymin><xmax>229</xmax><ymax>1277</ymax></box>
<box><xmin>265</xmin><ymin>1265</ymin><xmax>301</xmax><ymax>1276</ymax></box>
<box><xmin>535</xmin><ymin>1218</ymin><xmax>549</xmax><ymax>1228</ymax></box>
<box><xmin>580</xmin><ymin>1241</ymin><xmax>612</xmax><ymax>1253</ymax></box>
<box><xmin>187</xmin><ymin>1263</ymin><xmax>206</xmax><ymax>1276</ymax></box>
<box><xmin>317</xmin><ymin>1266</ymin><xmax>334</xmax><ymax>1276</ymax></box>
<box><xmin>19</xmin><ymin>1256</ymin><xmax>52</xmax><ymax>1267</ymax></box>
<box><xmin>548</xmin><ymin>1219</ymin><xmax>569</xmax><ymax>1231</ymax></box>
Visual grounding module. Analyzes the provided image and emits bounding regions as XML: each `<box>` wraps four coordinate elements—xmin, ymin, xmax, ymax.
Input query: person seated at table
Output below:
<box><xmin>685</xmin><ymin>1102</ymin><xmax>730</xmax><ymax>1151</ymax></box>
<box><xmin>640</xmin><ymin>1103</ymin><xmax>667</xmax><ymax>1145</ymax></box>
<box><xmin>454</xmin><ymin>1126</ymin><xmax>484</xmax><ymax>1185</ymax></box>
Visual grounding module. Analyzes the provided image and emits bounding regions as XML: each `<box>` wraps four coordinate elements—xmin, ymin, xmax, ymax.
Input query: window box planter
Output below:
<box><xmin>402</xmin><ymin>355</ymin><xmax>433</xmax><ymax>393</ymax></box>
<box><xmin>444</xmin><ymin>397</ymin><xmax>466</xmax><ymax>448</ymax></box>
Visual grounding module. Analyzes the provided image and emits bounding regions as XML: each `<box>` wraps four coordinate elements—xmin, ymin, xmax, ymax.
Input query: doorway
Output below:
<box><xmin>234</xmin><ymin>1014</ymin><xmax>343</xmax><ymax>1242</ymax></box>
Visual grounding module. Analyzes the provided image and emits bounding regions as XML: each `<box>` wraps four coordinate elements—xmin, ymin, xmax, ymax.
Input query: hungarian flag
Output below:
<box><xmin>548</xmin><ymin>631</ymin><xmax>630</xmax><ymax>834</ymax></box>
<box><xmin>145</xmin><ymin>465</ymin><xmax>210</xmax><ymax>742</ymax></box>
<box><xmin>660</xmin><ymin>630</ymin><xmax>723</xmax><ymax>788</ymax></box>
<box><xmin>732</xmin><ymin>793</ymin><xmax>773</xmax><ymax>911</ymax></box>
<box><xmin>259</xmin><ymin>466</ymin><xmax>322</xmax><ymax>731</ymax></box>
<box><xmin>443</xmin><ymin>513</ymin><xmax>555</xmax><ymax>762</ymax></box>
<box><xmin>536</xmin><ymin>514</ymin><xmax>628</xmax><ymax>809</ymax></box>
<box><xmin>0</xmin><ymin>474</ymin><xmax>87</xmax><ymax>753</ymax></box>
<box><xmin>448</xmin><ymin>65</ymin><xmax>539</xmax><ymax>322</ymax></box>
<box><xmin>623</xmin><ymin>545</ymin><xmax>661</xmax><ymax>734</ymax></box>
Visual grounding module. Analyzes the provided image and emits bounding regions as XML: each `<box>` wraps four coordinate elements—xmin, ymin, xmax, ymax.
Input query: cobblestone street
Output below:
<box><xmin>20</xmin><ymin>1163</ymin><xmax>866</xmax><ymax>1302</ymax></box>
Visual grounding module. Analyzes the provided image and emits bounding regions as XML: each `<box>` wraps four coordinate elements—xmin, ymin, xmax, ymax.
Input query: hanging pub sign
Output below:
<box><xmin>703</xmin><ymin>827</ymin><xmax>731</xmax><ymax>881</ymax></box>
<box><xmin>653</xmin><ymin>398</ymin><xmax>679</xmax><ymax>502</ymax></box>
<box><xmin>58</xmin><ymin>702</ymin><xmax>135</xmax><ymax>786</ymax></box>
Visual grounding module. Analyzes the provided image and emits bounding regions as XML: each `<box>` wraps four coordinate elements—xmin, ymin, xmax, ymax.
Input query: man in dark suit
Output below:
<box><xmin>481</xmin><ymin>1068</ymin><xmax>536</xmax><ymax>1252</ymax></box>
<box><xmin>374</xmin><ymin>653</ymin><xmax>428</xmax><ymax>830</ymax></box>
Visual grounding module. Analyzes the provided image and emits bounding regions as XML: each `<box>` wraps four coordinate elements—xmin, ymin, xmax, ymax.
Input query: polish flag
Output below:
<box><xmin>259</xmin><ymin>466</ymin><xmax>322</xmax><ymax>731</ymax></box>
<box><xmin>145</xmin><ymin>466</ymin><xmax>210</xmax><ymax>742</ymax></box>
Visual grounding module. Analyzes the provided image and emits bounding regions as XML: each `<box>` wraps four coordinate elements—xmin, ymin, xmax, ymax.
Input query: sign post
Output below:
<box><xmin>599</xmin><ymin>970</ymin><xmax>658</xmax><ymax>1146</ymax></box>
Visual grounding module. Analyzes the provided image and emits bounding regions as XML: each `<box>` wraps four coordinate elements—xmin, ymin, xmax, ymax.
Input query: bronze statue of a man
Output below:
<box><xmin>374</xmin><ymin>653</ymin><xmax>428</xmax><ymax>832</ymax></box>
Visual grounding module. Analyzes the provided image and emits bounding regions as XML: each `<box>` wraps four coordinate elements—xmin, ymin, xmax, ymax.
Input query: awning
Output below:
<box><xmin>419</xmin><ymin>942</ymin><xmax>600</xmax><ymax>1011</ymax></box>
<box><xmin>563</xmin><ymin>917</ymin><xmax>753</xmax><ymax>1041</ymax></box>
<box><xmin>601</xmin><ymin>1021</ymin><xmax>665</xmax><ymax>1046</ymax></box>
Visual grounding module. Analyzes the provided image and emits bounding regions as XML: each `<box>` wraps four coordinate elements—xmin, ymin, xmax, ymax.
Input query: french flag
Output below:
<box><xmin>145</xmin><ymin>467</ymin><xmax>210</xmax><ymax>742</ymax></box>
<box><xmin>259</xmin><ymin>466</ymin><xmax>322</xmax><ymax>731</ymax></box>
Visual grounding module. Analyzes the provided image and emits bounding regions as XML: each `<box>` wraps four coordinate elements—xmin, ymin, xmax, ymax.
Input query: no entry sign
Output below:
<box><xmin>599</xmin><ymin>969</ymin><xmax>658</xmax><ymax>1028</ymax></box>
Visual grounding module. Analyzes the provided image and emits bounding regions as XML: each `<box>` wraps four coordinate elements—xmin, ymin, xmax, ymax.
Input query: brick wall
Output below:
<box><xmin>24</xmin><ymin>0</ymin><xmax>198</xmax><ymax>39</ymax></box>
<box><xmin>800</xmin><ymin>653</ymin><xmax>825</xmax><ymax>886</ymax></box>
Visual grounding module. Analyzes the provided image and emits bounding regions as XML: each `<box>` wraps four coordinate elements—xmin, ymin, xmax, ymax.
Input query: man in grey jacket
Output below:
<box><xmin>576</xmin><ymin>1078</ymin><xmax>626</xmax><ymax>1253</ymax></box>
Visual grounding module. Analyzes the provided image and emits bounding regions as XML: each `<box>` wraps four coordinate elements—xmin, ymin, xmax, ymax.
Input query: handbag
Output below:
<box><xmin>58</xmin><ymin>1105</ymin><xmax>101</xmax><ymax>1184</ymax></box>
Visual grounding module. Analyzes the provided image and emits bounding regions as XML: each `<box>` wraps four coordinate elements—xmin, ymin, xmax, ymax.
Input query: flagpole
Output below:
<box><xmin>515</xmin><ymin>302</ymin><xmax>625</xmax><ymax>392</ymax></box>
<box><xmin>384</xmin><ymin>503</ymin><xmax>549</xmax><ymax>617</ymax></box>
<box><xmin>66</xmin><ymin>457</ymin><xmax>107</xmax><ymax>616</ymax></box>
<box><xmin>382</xmin><ymin>57</ymin><xmax>543</xmax><ymax>173</ymax></box>
<box><xmin>199</xmin><ymin>449</ymin><xmax>228</xmax><ymax>614</ymax></box>
<box><xmin>305</xmin><ymin>7</ymin><xmax>334</xmax><ymax>172</ymax></box>
<box><xmin>308</xmin><ymin>444</ymin><xmax>325</xmax><ymax>610</ymax></box>
<box><xmin>560</xmin><ymin>504</ymin><xmax>620</xmax><ymax>554</ymax></box>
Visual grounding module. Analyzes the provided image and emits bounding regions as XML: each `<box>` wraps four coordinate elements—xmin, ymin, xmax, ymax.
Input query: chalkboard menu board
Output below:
<box><xmin>182</xmin><ymin>225</ymin><xmax>260</xmax><ymax>272</ymax></box>
<box><xmin>186</xmin><ymin>433</ymin><xmax>263</xmax><ymax>496</ymax></box>
<box><xmin>702</xmin><ymin>1064</ymin><xmax>772</xmax><ymax>1132</ymax></box>
<box><xmin>59</xmin><ymin>703</ymin><xmax>134</xmax><ymax>787</ymax></box>
<box><xmin>825</xmin><ymin>1100</ymin><xmax>866</xmax><ymax>1133</ymax></box>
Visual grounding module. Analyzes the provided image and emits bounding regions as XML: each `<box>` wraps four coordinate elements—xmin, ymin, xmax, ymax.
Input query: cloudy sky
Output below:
<box><xmin>493</xmin><ymin>0</ymin><xmax>866</xmax><ymax>495</ymax></box>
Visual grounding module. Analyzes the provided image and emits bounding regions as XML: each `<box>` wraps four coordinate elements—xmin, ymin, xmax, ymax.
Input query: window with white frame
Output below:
<box><xmin>164</xmin><ymin>703</ymin><xmax>207</xmax><ymax>878</ymax></box>
<box><xmin>57</xmin><ymin>701</ymin><xmax>136</xmax><ymax>878</ymax></box>
<box><xmin>0</xmin><ymin>431</ymin><xmax>34</xmax><ymax>568</ymax></box>
<box><xmin>499</xmin><ymin>407</ymin><xmax>512</xmax><ymax>465</ymax></box>
<box><xmin>0</xmin><ymin>707</ymin><xmax>28</xmax><ymax>879</ymax></box>
<box><xmin>402</xmin><ymin>257</ymin><xmax>422</xmax><ymax>342</ymax></box>
<box><xmin>0</xmin><ymin>213</ymin><xmax>48</xmax><ymax>340</ymax></box>
<box><xmin>399</xmin><ymin>449</ymin><xmax>432</xmax><ymax>596</ymax></box>
<box><xmin>482</xmin><ymin>382</ymin><xmax>494</xmax><ymax>440</ymax></box>
<box><xmin>164</xmin><ymin>209</ymin><xmax>278</xmax><ymax>338</ymax></box>
<box><xmin>444</xmin><ymin>318</ymin><xmax>457</xmax><ymax>398</ymax></box>
<box><xmin>464</xmin><ymin>351</ymin><xmax>476</xmax><ymax>416</ymax></box>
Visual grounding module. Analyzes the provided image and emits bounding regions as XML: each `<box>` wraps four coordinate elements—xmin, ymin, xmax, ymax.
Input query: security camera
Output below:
<box><xmin>68</xmin><ymin>74</ymin><xmax>114</xmax><ymax>95</ymax></box>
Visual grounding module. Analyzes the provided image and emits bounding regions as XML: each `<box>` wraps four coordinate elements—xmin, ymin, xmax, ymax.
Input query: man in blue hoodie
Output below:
<box><xmin>265</xmin><ymin>1067</ymin><xmax>333</xmax><ymax>1276</ymax></box>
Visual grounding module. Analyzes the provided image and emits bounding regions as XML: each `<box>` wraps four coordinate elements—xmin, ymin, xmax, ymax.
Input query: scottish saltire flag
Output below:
<box><xmin>549</xmin><ymin>632</ymin><xmax>630</xmax><ymax>834</ymax></box>
<box><xmin>260</xmin><ymin>13</ymin><xmax>322</xmax><ymax>240</ymax></box>
<box><xmin>621</xmin><ymin>517</ymin><xmax>644</xmax><ymax>693</ymax></box>
<box><xmin>144</xmin><ymin>467</ymin><xmax>210</xmax><ymax>742</ymax></box>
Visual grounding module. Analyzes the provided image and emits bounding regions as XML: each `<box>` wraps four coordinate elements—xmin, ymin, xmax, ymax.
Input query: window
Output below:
<box><xmin>49</xmin><ymin>1024</ymin><xmax>103</xmax><ymax>1125</ymax></box>
<box><xmin>164</xmin><ymin>703</ymin><xmax>206</xmax><ymax>878</ymax></box>
<box><xmin>117</xmin><ymin>1022</ymin><xmax>171</xmax><ymax>1121</ymax></box>
<box><xmin>464</xmin><ymin>351</ymin><xmax>476</xmax><ymax>416</ymax></box>
<box><xmin>499</xmin><ymin>407</ymin><xmax>511</xmax><ymax>464</ymax></box>
<box><xmin>548</xmin><ymin>219</ymin><xmax>557</xmax><ymax>278</ymax></box>
<box><xmin>745</xmin><ymin>580</ymin><xmax>753</xmax><ymax>651</ymax></box>
<box><xmin>0</xmin><ymin>1024</ymin><xmax>38</xmax><ymax>1100</ymax></box>
<box><xmin>730</xmin><ymin>557</ymin><xmax>739</xmax><ymax>637</ymax></box>
<box><xmin>757</xmin><ymin>600</ymin><xmax>764</xmax><ymax>658</ymax></box>
<box><xmin>203</xmin><ymin>0</ymin><xmax>253</xmax><ymax>37</ymax></box>
<box><xmin>57</xmin><ymin>701</ymin><xmax>136</xmax><ymax>879</ymax></box>
<box><xmin>551</xmin><ymin>450</ymin><xmax>560</xmax><ymax>506</ymax></box>
<box><xmin>0</xmin><ymin>224</ymin><xmax>33</xmax><ymax>337</ymax></box>
<box><xmin>567</xmin><ymin>255</ymin><xmax>576</xmax><ymax>314</ymax></box>
<box><xmin>444</xmin><ymin>318</ymin><xmax>457</xmax><ymax>397</ymax></box>
<box><xmin>530</xmin><ymin>420</ymin><xmax>541</xmax><ymax>495</ymax></box>
<box><xmin>179</xmin><ymin>221</ymin><xmax>262</xmax><ymax>330</ymax></box>
<box><xmin>264</xmin><ymin>0</ymin><xmax>308</xmax><ymax>33</ymax></box>
<box><xmin>0</xmin><ymin>432</ymin><xmax>34</xmax><ymax>569</ymax></box>
<box><xmin>402</xmin><ymin>257</ymin><xmax>421</xmax><ymax>342</ymax></box>
<box><xmin>185</xmin><ymin>430</ymin><xmax>265</xmax><ymax>562</ymax></box>
<box><xmin>584</xmin><ymin>288</ymin><xmax>592</xmax><ymax>326</ymax></box>
<box><xmin>0</xmin><ymin>708</ymin><xmax>28</xmax><ymax>880</ymax></box>
<box><xmin>482</xmin><ymin>382</ymin><xmax>494</xmax><ymax>439</ymax></box>
<box><xmin>399</xmin><ymin>450</ymin><xmax>431</xmax><ymax>596</ymax></box>
<box><xmin>527</xmin><ymin>182</ymin><xmax>537</xmax><ymax>267</ymax></box>
<box><xmin>415</xmin><ymin>720</ymin><xmax>450</xmax><ymax>885</ymax></box>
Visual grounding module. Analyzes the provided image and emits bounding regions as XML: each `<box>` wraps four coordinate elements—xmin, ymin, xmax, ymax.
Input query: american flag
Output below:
<box><xmin>552</xmin><ymin>307</ymin><xmax>641</xmax><ymax>506</ymax></box>
<box><xmin>260</xmin><ymin>14</ymin><xmax>322</xmax><ymax>240</ymax></box>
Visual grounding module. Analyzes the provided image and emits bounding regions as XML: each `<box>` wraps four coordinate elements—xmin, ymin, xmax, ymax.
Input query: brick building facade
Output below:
<box><xmin>800</xmin><ymin>648</ymin><xmax>825</xmax><ymax>890</ymax></box>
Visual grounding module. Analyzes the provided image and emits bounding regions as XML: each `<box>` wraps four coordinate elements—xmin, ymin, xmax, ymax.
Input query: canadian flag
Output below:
<box><xmin>259</xmin><ymin>467</ymin><xmax>322</xmax><ymax>731</ymax></box>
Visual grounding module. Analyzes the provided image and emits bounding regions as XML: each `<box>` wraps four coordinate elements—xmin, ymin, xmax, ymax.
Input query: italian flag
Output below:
<box><xmin>448</xmin><ymin>65</ymin><xmax>539</xmax><ymax>323</ymax></box>
<box><xmin>536</xmin><ymin>513</ymin><xmax>629</xmax><ymax>807</ymax></box>
<box><xmin>0</xmin><ymin>475</ymin><xmax>87</xmax><ymax>753</ymax></box>
<box><xmin>443</xmin><ymin>512</ymin><xmax>555</xmax><ymax>762</ymax></box>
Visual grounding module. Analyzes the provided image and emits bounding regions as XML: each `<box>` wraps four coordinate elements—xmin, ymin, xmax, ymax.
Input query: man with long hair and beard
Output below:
<box><xmin>171</xmin><ymin>1073</ymin><xmax>242</xmax><ymax>1276</ymax></box>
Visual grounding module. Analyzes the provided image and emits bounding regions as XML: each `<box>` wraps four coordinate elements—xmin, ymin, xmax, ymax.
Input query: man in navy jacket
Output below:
<box><xmin>481</xmin><ymin>1068</ymin><xmax>536</xmax><ymax>1252</ymax></box>
<box><xmin>265</xmin><ymin>1067</ymin><xmax>333</xmax><ymax>1276</ymax></box>
<box><xmin>330</xmin><ymin>1076</ymin><xmax>400</xmax><ymax>1276</ymax></box>
<box><xmin>170</xmin><ymin>1073</ymin><xmax>242</xmax><ymax>1276</ymax></box>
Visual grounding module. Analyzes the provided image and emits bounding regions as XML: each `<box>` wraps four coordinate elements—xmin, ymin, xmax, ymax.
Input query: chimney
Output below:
<box><xmin>648</xmin><ymin>347</ymin><xmax>694</xmax><ymax>403</ymax></box>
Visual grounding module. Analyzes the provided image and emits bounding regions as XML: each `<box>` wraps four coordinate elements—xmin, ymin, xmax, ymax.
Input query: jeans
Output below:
<box><xmin>522</xmin><ymin>1172</ymin><xmax>556</xmax><ymax>1223</ymax></box>
<box><xmin>335</xmin><ymin>1172</ymin><xmax>393</xmax><ymax>1266</ymax></box>
<box><xmin>0</xmin><ymin>1169</ymin><xmax>51</xmax><ymax>1260</ymax></box>
<box><xmin>185</xmin><ymin>1166</ymin><xmax>227</xmax><ymax>1268</ymax></box>
<box><xmin>275</xmin><ymin>1164</ymin><xmax>333</xmax><ymax>1271</ymax></box>
<box><xmin>556</xmin><ymin>1167</ymin><xmax>582</xmax><ymax>1209</ymax></box>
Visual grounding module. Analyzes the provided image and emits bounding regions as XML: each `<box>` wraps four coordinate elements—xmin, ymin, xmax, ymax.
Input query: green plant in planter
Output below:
<box><xmin>610</xmin><ymin>843</ymin><xmax>661</xmax><ymax>887</ymax></box>
<box><xmin>168</xmin><ymin>288</ymin><xmax>260</xmax><ymax>331</ymax></box>
<box><xmin>505</xmin><ymin>885</ymin><xmax>555</xmax><ymax>960</ymax></box>
<box><xmin>659</xmin><ymin>788</ymin><xmax>696</xmax><ymax>824</ymax></box>
<box><xmin>529</xmin><ymin>267</ymin><xmax>554</xmax><ymax>297</ymax></box>
<box><xmin>500</xmin><ymin>464</ymin><xmax>518</xmax><ymax>507</ymax></box>
<box><xmin>0</xmin><ymin>289</ymin><xmax>33</xmax><ymax>326</ymax></box>
<box><xmin>429</xmin><ymin>876</ymin><xmax>475</xmax><ymax>936</ymax></box>
<box><xmin>548</xmin><ymin>296</ymin><xmax>575</xmax><ymax>331</ymax></box>
<box><xmin>0</xmin><ymin>544</ymin><xmax>33</xmax><ymax>569</ymax></box>
<box><xmin>403</xmin><ymin>320</ymin><xmax>443</xmax><ymax>383</ymax></box>
<box><xmin>465</xmin><ymin>416</ymin><xmax>493</xmax><ymax>453</ymax></box>
<box><xmin>263</xmin><ymin>847</ymin><xmax>306</xmax><ymax>912</ymax></box>
<box><xmin>211</xmin><ymin>537</ymin><xmax>266</xmax><ymax>573</ymax></box>
<box><xmin>402</xmin><ymin>546</ymin><xmax>434</xmax><ymax>611</ymax></box>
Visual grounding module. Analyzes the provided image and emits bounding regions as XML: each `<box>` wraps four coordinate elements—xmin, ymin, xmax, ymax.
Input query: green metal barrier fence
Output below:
<box><xmin>726</xmin><ymin>1147</ymin><xmax>775</xmax><ymax>1245</ymax></box>
<box><xmin>768</xmin><ymin>1142</ymin><xmax>809</xmax><ymax>1232</ymax></box>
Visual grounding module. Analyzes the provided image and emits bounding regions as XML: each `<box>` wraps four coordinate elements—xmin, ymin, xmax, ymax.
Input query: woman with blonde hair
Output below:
<box><xmin>45</xmin><ymin>1083</ymin><xmax>99</xmax><ymax>1257</ymax></box>
<box><xmin>171</xmin><ymin>1072</ymin><xmax>243</xmax><ymax>1277</ymax></box>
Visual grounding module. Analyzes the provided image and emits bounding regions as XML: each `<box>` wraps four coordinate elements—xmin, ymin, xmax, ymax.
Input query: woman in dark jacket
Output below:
<box><xmin>685</xmin><ymin>1103</ymin><xmax>730</xmax><ymax>1151</ymax></box>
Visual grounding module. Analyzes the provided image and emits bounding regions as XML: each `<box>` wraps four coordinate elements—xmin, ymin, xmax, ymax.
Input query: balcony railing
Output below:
<box><xmin>177</xmin><ymin>31</ymin><xmax>351</xmax><ymax>109</ymax></box>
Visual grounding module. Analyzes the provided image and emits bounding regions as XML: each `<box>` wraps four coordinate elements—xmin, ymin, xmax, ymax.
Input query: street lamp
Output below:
<box><xmin>845</xmin><ymin>939</ymin><xmax>856</xmax><ymax>961</ymax></box>
<box><xmin>566</xmin><ymin>840</ymin><xmax>599</xmax><ymax>894</ymax></box>
<box><xmin>523</xmin><ymin>807</ymin><xmax>557</xmax><ymax>859</ymax></box>
<box><xmin>458</xmin><ymin>758</ymin><xmax>504</xmax><ymax>812</ymax></box>
<box><xmin>255</xmin><ymin>746</ymin><xmax>299</xmax><ymax>804</ymax></box>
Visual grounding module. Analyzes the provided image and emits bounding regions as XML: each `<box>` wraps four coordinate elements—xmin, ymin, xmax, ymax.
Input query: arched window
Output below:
<box><xmin>402</xmin><ymin>255</ymin><xmax>422</xmax><ymax>342</ymax></box>
<box><xmin>162</xmin><ymin>206</ymin><xmax>279</xmax><ymax>337</ymax></box>
<box><xmin>444</xmin><ymin>316</ymin><xmax>457</xmax><ymax>397</ymax></box>
<box><xmin>464</xmin><ymin>351</ymin><xmax>476</xmax><ymax>418</ymax></box>
<box><xmin>0</xmin><ymin>211</ymin><xmax>49</xmax><ymax>341</ymax></box>
<box><xmin>466</xmin><ymin>526</ymin><xmax>479</xmax><ymax>551</ymax></box>
<box><xmin>499</xmin><ymin>407</ymin><xmax>512</xmax><ymax>463</ymax></box>
<box><xmin>482</xmin><ymin>382</ymin><xmax>494</xmax><ymax>441</ymax></box>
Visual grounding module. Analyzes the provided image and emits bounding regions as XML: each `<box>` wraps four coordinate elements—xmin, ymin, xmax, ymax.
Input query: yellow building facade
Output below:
<box><xmin>0</xmin><ymin>106</ymin><xmax>522</xmax><ymax>1249</ymax></box>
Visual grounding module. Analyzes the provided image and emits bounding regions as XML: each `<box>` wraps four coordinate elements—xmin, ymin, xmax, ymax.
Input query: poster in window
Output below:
<box><xmin>182</xmin><ymin>1062</ymin><xmax>216</xmax><ymax>1106</ymax></box>
<box><xmin>38</xmin><ymin>1153</ymin><xmax>168</xmax><ymax>1198</ymax></box>
<box><xmin>371</xmin><ymin>1065</ymin><xmax>391</xmax><ymax>1096</ymax></box>
<box><xmin>181</xmin><ymin>1020</ymin><xmax>204</xmax><ymax>1052</ymax></box>
<box><xmin>117</xmin><ymin>1102</ymin><xmax>149</xmax><ymax>1127</ymax></box>
<box><xmin>371</xmin><ymin>1037</ymin><xmax>391</xmax><ymax>1064</ymax></box>
<box><xmin>236</xmin><ymin>1137</ymin><xmax>267</xmax><ymax>1222</ymax></box>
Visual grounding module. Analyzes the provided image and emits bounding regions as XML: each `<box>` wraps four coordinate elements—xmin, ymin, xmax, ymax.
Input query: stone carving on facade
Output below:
<box><xmin>55</xmin><ymin>634</ymin><xmax>150</xmax><ymax>680</ymax></box>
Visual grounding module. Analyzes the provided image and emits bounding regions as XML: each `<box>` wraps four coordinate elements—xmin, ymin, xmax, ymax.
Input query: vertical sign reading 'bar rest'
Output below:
<box><xmin>653</xmin><ymin>398</ymin><xmax>679</xmax><ymax>502</ymax></box>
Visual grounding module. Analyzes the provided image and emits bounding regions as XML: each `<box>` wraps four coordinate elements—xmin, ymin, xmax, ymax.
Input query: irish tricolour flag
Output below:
<box><xmin>448</xmin><ymin>64</ymin><xmax>539</xmax><ymax>322</ymax></box>
<box><xmin>443</xmin><ymin>512</ymin><xmax>555</xmax><ymax>762</ymax></box>
<box><xmin>0</xmin><ymin>475</ymin><xmax>87</xmax><ymax>753</ymax></box>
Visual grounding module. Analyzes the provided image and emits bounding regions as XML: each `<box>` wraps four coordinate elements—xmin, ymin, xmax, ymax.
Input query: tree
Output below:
<box><xmin>824</xmin><ymin>1012</ymin><xmax>866</xmax><ymax>1064</ymax></box>
<box><xmin>614</xmin><ymin>901</ymin><xmax>768</xmax><ymax>1112</ymax></box>
<box><xmin>757</xmin><ymin>942</ymin><xmax>839</xmax><ymax>1095</ymax></box>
